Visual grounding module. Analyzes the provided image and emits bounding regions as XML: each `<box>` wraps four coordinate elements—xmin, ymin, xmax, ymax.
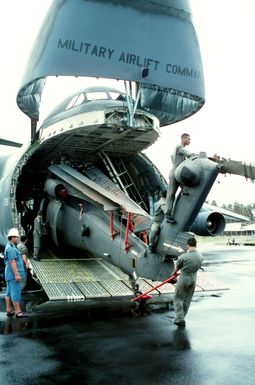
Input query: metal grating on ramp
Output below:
<box><xmin>135</xmin><ymin>279</ymin><xmax>155</xmax><ymax>292</ymax></box>
<box><xmin>123</xmin><ymin>278</ymin><xmax>154</xmax><ymax>293</ymax></box>
<box><xmin>32</xmin><ymin>259</ymin><xmax>108</xmax><ymax>283</ymax></box>
<box><xmin>42</xmin><ymin>283</ymin><xmax>85</xmax><ymax>301</ymax></box>
<box><xmin>31</xmin><ymin>258</ymin><xmax>135</xmax><ymax>301</ymax></box>
<box><xmin>145</xmin><ymin>281</ymin><xmax>175</xmax><ymax>295</ymax></box>
<box><xmin>100</xmin><ymin>280</ymin><xmax>133</xmax><ymax>296</ymax></box>
<box><xmin>77</xmin><ymin>260</ymin><xmax>119</xmax><ymax>281</ymax></box>
<box><xmin>76</xmin><ymin>282</ymin><xmax>111</xmax><ymax>299</ymax></box>
<box><xmin>31</xmin><ymin>260</ymin><xmax>79</xmax><ymax>283</ymax></box>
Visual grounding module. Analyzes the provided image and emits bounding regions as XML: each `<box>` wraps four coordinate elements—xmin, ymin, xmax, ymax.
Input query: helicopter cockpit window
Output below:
<box><xmin>86</xmin><ymin>92</ymin><xmax>108</xmax><ymax>101</ymax></box>
<box><xmin>65</xmin><ymin>93</ymin><xmax>85</xmax><ymax>110</ymax></box>
<box><xmin>109</xmin><ymin>92</ymin><xmax>123</xmax><ymax>100</ymax></box>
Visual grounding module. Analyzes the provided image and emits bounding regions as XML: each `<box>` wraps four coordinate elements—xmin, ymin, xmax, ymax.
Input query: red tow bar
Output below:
<box><xmin>132</xmin><ymin>272</ymin><xmax>179</xmax><ymax>302</ymax></box>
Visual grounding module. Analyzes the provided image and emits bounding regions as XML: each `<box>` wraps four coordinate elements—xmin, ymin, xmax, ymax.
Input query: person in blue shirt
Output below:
<box><xmin>4</xmin><ymin>228</ymin><xmax>25</xmax><ymax>318</ymax></box>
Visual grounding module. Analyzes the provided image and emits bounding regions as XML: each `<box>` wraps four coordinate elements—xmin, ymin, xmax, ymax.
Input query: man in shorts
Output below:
<box><xmin>4</xmin><ymin>228</ymin><xmax>25</xmax><ymax>318</ymax></box>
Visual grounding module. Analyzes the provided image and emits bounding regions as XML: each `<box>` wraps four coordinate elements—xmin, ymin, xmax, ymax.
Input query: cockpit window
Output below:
<box><xmin>64</xmin><ymin>90</ymin><xmax>124</xmax><ymax>110</ymax></box>
<box><xmin>86</xmin><ymin>92</ymin><xmax>108</xmax><ymax>101</ymax></box>
<box><xmin>65</xmin><ymin>93</ymin><xmax>85</xmax><ymax>110</ymax></box>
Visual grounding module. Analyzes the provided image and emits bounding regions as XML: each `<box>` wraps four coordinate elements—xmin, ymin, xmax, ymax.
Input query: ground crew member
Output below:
<box><xmin>4</xmin><ymin>228</ymin><xmax>25</xmax><ymax>318</ymax></box>
<box><xmin>148</xmin><ymin>190</ymin><xmax>167</xmax><ymax>253</ymax></box>
<box><xmin>165</xmin><ymin>133</ymin><xmax>197</xmax><ymax>223</ymax></box>
<box><xmin>33</xmin><ymin>210</ymin><xmax>43</xmax><ymax>261</ymax></box>
<box><xmin>17</xmin><ymin>235</ymin><xmax>29</xmax><ymax>290</ymax></box>
<box><xmin>173</xmin><ymin>237</ymin><xmax>203</xmax><ymax>327</ymax></box>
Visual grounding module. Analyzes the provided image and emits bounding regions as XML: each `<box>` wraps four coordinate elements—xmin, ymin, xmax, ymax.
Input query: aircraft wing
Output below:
<box><xmin>202</xmin><ymin>203</ymin><xmax>250</xmax><ymax>223</ymax></box>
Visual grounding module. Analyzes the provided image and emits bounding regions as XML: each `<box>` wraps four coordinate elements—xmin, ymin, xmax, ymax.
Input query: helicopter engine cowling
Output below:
<box><xmin>174</xmin><ymin>157</ymin><xmax>201</xmax><ymax>187</ymax></box>
<box><xmin>44</xmin><ymin>179</ymin><xmax>68</xmax><ymax>200</ymax></box>
<box><xmin>191</xmin><ymin>211</ymin><xmax>226</xmax><ymax>236</ymax></box>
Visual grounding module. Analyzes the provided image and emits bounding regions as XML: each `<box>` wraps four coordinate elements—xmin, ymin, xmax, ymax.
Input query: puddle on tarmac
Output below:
<box><xmin>0</xmin><ymin>299</ymin><xmax>173</xmax><ymax>335</ymax></box>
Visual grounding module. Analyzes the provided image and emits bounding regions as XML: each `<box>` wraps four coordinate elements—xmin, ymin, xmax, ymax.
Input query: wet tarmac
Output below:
<box><xmin>0</xmin><ymin>244</ymin><xmax>255</xmax><ymax>385</ymax></box>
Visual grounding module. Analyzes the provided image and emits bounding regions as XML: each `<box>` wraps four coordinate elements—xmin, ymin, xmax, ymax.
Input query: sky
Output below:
<box><xmin>0</xmin><ymin>0</ymin><xmax>254</xmax><ymax>206</ymax></box>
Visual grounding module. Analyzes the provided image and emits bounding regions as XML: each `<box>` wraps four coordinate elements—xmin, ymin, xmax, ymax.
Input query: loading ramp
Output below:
<box><xmin>30</xmin><ymin>258</ymin><xmax>227</xmax><ymax>302</ymax></box>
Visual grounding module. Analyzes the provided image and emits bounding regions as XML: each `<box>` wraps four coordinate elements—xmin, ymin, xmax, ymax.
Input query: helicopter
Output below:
<box><xmin>0</xmin><ymin>0</ymin><xmax>254</xmax><ymax>303</ymax></box>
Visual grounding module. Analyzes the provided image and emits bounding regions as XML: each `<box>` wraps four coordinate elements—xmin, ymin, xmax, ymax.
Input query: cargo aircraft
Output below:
<box><xmin>0</xmin><ymin>0</ymin><xmax>254</xmax><ymax>303</ymax></box>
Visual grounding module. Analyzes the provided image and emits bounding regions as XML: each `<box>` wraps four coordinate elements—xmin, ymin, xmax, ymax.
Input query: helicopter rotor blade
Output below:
<box><xmin>0</xmin><ymin>138</ymin><xmax>23</xmax><ymax>148</ymax></box>
<box><xmin>219</xmin><ymin>159</ymin><xmax>255</xmax><ymax>181</ymax></box>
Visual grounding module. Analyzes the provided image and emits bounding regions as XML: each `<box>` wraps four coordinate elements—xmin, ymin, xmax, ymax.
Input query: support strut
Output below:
<box><xmin>110</xmin><ymin>210</ymin><xmax>119</xmax><ymax>240</ymax></box>
<box><xmin>132</xmin><ymin>272</ymin><xmax>179</xmax><ymax>302</ymax></box>
<box><xmin>124</xmin><ymin>212</ymin><xmax>132</xmax><ymax>252</ymax></box>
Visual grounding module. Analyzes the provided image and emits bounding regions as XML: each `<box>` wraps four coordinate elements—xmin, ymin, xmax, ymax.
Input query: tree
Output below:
<box><xmin>220</xmin><ymin>201</ymin><xmax>255</xmax><ymax>221</ymax></box>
